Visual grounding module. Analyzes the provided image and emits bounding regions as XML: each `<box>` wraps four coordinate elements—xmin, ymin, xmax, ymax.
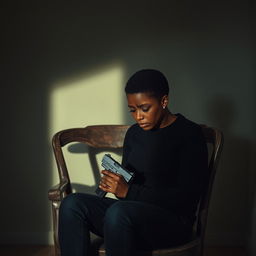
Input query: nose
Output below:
<box><xmin>136</xmin><ymin>110</ymin><xmax>144</xmax><ymax>121</ymax></box>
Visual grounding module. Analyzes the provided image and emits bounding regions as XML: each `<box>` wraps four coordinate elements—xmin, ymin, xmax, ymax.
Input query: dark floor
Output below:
<box><xmin>0</xmin><ymin>245</ymin><xmax>248</xmax><ymax>256</ymax></box>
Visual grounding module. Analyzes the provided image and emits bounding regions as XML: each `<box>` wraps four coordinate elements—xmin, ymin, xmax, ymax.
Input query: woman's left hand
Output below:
<box><xmin>99</xmin><ymin>170</ymin><xmax>129</xmax><ymax>198</ymax></box>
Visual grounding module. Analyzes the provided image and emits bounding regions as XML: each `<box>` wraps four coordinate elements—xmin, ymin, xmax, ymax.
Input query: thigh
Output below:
<box><xmin>60</xmin><ymin>193</ymin><xmax>118</xmax><ymax>236</ymax></box>
<box><xmin>110</xmin><ymin>200</ymin><xmax>191</xmax><ymax>249</ymax></box>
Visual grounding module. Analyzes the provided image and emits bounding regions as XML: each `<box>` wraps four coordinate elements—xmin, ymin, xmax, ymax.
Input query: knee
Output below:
<box><xmin>59</xmin><ymin>193</ymin><xmax>85</xmax><ymax>218</ymax></box>
<box><xmin>104</xmin><ymin>201</ymin><xmax>132</xmax><ymax>228</ymax></box>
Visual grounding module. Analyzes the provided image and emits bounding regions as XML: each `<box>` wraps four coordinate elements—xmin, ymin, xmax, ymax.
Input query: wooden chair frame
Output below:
<box><xmin>48</xmin><ymin>125</ymin><xmax>224</xmax><ymax>256</ymax></box>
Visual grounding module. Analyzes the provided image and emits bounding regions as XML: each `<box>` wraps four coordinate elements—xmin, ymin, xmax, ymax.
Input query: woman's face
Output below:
<box><xmin>126</xmin><ymin>93</ymin><xmax>167</xmax><ymax>131</ymax></box>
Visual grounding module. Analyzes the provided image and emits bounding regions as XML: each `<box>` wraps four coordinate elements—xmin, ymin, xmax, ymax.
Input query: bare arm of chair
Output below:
<box><xmin>48</xmin><ymin>178</ymin><xmax>71</xmax><ymax>201</ymax></box>
<box><xmin>50</xmin><ymin>129</ymin><xmax>81</xmax><ymax>201</ymax></box>
<box><xmin>49</xmin><ymin>127</ymin><xmax>95</xmax><ymax>202</ymax></box>
<box><xmin>51</xmin><ymin>127</ymin><xmax>95</xmax><ymax>186</ymax></box>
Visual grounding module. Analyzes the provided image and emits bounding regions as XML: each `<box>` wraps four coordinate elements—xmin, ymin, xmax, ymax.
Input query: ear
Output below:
<box><xmin>161</xmin><ymin>95</ymin><xmax>169</xmax><ymax>108</ymax></box>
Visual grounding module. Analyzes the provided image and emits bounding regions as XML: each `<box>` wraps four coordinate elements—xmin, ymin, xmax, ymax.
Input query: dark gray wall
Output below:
<box><xmin>1</xmin><ymin>0</ymin><xmax>255</xmax><ymax>254</ymax></box>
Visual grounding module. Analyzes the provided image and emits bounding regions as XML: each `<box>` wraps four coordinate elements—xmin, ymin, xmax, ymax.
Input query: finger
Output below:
<box><xmin>101</xmin><ymin>170</ymin><xmax>122</xmax><ymax>180</ymax></box>
<box><xmin>99</xmin><ymin>185</ymin><xmax>113</xmax><ymax>193</ymax></box>
<box><xmin>100</xmin><ymin>179</ymin><xmax>115</xmax><ymax>188</ymax></box>
<box><xmin>101</xmin><ymin>175</ymin><xmax>117</xmax><ymax>184</ymax></box>
<box><xmin>99</xmin><ymin>180</ymin><xmax>110</xmax><ymax>188</ymax></box>
<box><xmin>101</xmin><ymin>170</ymin><xmax>112</xmax><ymax>176</ymax></box>
<box><xmin>101</xmin><ymin>175</ymin><xmax>119</xmax><ymax>186</ymax></box>
<box><xmin>99</xmin><ymin>181</ymin><xmax>116</xmax><ymax>192</ymax></box>
<box><xmin>99</xmin><ymin>184</ymin><xmax>110</xmax><ymax>192</ymax></box>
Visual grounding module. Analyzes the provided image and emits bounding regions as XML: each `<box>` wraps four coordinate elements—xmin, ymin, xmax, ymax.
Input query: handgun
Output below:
<box><xmin>95</xmin><ymin>154</ymin><xmax>134</xmax><ymax>197</ymax></box>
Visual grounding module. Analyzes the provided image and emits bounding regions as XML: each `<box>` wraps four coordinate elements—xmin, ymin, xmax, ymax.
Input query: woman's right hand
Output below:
<box><xmin>99</xmin><ymin>170</ymin><xmax>129</xmax><ymax>198</ymax></box>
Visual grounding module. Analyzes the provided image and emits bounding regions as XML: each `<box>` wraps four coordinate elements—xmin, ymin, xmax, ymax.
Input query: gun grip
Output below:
<box><xmin>95</xmin><ymin>187</ymin><xmax>107</xmax><ymax>198</ymax></box>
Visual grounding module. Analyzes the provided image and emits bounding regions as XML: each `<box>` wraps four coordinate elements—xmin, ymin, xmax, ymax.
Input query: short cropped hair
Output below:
<box><xmin>125</xmin><ymin>69</ymin><xmax>169</xmax><ymax>99</ymax></box>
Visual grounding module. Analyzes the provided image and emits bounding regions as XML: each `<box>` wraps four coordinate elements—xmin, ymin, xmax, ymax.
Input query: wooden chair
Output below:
<box><xmin>48</xmin><ymin>124</ymin><xmax>224</xmax><ymax>256</ymax></box>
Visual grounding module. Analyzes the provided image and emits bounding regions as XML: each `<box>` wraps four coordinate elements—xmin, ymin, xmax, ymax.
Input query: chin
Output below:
<box><xmin>140</xmin><ymin>125</ymin><xmax>152</xmax><ymax>131</ymax></box>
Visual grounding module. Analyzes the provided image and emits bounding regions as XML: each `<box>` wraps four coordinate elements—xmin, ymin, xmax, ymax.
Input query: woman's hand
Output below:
<box><xmin>99</xmin><ymin>170</ymin><xmax>129</xmax><ymax>198</ymax></box>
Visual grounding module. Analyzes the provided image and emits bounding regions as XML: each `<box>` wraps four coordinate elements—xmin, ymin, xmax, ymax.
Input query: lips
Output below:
<box><xmin>139</xmin><ymin>123</ymin><xmax>150</xmax><ymax>128</ymax></box>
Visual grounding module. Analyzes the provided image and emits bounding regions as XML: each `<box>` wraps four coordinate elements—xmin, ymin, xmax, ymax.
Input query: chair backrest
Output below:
<box><xmin>196</xmin><ymin>126</ymin><xmax>224</xmax><ymax>244</ymax></box>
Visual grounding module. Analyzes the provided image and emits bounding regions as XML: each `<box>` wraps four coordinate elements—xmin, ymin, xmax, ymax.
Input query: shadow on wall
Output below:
<box><xmin>248</xmin><ymin>139</ymin><xmax>256</xmax><ymax>256</ymax></box>
<box><xmin>205</xmin><ymin>96</ymin><xmax>252</xmax><ymax>246</ymax></box>
<box><xmin>67</xmin><ymin>144</ymin><xmax>122</xmax><ymax>195</ymax></box>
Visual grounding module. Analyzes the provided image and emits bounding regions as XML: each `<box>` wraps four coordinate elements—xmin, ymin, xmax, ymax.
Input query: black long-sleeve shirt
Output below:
<box><xmin>121</xmin><ymin>113</ymin><xmax>208</xmax><ymax>221</ymax></box>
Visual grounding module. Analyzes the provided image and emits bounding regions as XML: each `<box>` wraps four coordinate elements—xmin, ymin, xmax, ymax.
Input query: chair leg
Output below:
<box><xmin>199</xmin><ymin>241</ymin><xmax>204</xmax><ymax>256</ymax></box>
<box><xmin>51</xmin><ymin>201</ymin><xmax>61</xmax><ymax>256</ymax></box>
<box><xmin>194</xmin><ymin>242</ymin><xmax>203</xmax><ymax>256</ymax></box>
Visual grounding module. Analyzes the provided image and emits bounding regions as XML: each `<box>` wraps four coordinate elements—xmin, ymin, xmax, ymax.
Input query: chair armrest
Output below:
<box><xmin>48</xmin><ymin>179</ymin><xmax>71</xmax><ymax>201</ymax></box>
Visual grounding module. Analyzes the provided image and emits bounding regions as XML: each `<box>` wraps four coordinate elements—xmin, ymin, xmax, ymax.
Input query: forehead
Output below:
<box><xmin>126</xmin><ymin>93</ymin><xmax>159</xmax><ymax>106</ymax></box>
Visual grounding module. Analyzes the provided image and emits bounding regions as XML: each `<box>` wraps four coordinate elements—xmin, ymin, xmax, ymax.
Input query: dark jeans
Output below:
<box><xmin>58</xmin><ymin>193</ymin><xmax>192</xmax><ymax>256</ymax></box>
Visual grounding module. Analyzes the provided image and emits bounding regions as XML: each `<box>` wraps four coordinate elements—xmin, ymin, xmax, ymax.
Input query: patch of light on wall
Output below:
<box><xmin>48</xmin><ymin>63</ymin><xmax>125</xmax><ymax>202</ymax></box>
<box><xmin>49</xmin><ymin>63</ymin><xmax>125</xmax><ymax>133</ymax></box>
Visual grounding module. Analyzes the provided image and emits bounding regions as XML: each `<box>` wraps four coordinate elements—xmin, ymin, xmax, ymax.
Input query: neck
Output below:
<box><xmin>159</xmin><ymin>109</ymin><xmax>177</xmax><ymax>128</ymax></box>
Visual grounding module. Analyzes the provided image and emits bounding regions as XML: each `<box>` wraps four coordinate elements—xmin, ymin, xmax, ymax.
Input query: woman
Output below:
<box><xmin>59</xmin><ymin>69</ymin><xmax>208</xmax><ymax>256</ymax></box>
